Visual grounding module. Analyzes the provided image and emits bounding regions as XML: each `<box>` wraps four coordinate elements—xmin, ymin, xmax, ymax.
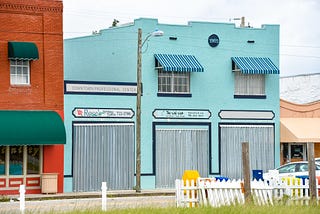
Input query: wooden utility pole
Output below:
<box><xmin>242</xmin><ymin>142</ymin><xmax>251</xmax><ymax>203</ymax></box>
<box><xmin>135</xmin><ymin>28</ymin><xmax>142</xmax><ymax>193</ymax></box>
<box><xmin>307</xmin><ymin>142</ymin><xmax>316</xmax><ymax>201</ymax></box>
<box><xmin>135</xmin><ymin>28</ymin><xmax>163</xmax><ymax>193</ymax></box>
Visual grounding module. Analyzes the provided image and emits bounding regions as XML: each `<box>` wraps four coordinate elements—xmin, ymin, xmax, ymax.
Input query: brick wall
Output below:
<box><xmin>0</xmin><ymin>0</ymin><xmax>63</xmax><ymax>111</ymax></box>
<box><xmin>0</xmin><ymin>0</ymin><xmax>64</xmax><ymax>193</ymax></box>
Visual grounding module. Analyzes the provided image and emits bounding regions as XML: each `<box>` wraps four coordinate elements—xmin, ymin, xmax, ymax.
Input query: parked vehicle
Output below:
<box><xmin>315</xmin><ymin>157</ymin><xmax>320</xmax><ymax>165</ymax></box>
<box><xmin>263</xmin><ymin>161</ymin><xmax>320</xmax><ymax>181</ymax></box>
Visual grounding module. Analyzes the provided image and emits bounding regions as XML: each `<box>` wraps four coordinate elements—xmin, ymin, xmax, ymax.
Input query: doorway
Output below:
<box><xmin>282</xmin><ymin>143</ymin><xmax>307</xmax><ymax>164</ymax></box>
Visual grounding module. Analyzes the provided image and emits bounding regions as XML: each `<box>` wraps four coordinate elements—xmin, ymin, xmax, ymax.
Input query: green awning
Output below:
<box><xmin>0</xmin><ymin>111</ymin><xmax>66</xmax><ymax>145</ymax></box>
<box><xmin>8</xmin><ymin>41</ymin><xmax>39</xmax><ymax>60</ymax></box>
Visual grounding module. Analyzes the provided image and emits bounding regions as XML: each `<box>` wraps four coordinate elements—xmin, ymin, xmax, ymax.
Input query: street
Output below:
<box><xmin>0</xmin><ymin>195</ymin><xmax>175</xmax><ymax>213</ymax></box>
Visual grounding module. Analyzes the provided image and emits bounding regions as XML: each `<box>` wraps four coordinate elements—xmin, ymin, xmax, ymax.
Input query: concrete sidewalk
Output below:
<box><xmin>8</xmin><ymin>189</ymin><xmax>176</xmax><ymax>201</ymax></box>
<box><xmin>2</xmin><ymin>194</ymin><xmax>176</xmax><ymax>213</ymax></box>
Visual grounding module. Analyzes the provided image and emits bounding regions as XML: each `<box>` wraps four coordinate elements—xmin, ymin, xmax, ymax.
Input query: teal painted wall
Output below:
<box><xmin>64</xmin><ymin>18</ymin><xmax>280</xmax><ymax>191</ymax></box>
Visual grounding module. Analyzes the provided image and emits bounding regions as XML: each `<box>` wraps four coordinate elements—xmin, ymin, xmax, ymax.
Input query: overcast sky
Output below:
<box><xmin>63</xmin><ymin>0</ymin><xmax>320</xmax><ymax>77</ymax></box>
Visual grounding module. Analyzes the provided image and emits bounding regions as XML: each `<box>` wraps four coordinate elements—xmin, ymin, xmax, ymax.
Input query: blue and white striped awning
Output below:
<box><xmin>231</xmin><ymin>57</ymin><xmax>279</xmax><ymax>74</ymax></box>
<box><xmin>154</xmin><ymin>54</ymin><xmax>204</xmax><ymax>72</ymax></box>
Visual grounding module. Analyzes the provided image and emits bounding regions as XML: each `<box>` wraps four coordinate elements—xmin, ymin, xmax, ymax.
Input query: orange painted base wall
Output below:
<box><xmin>43</xmin><ymin>145</ymin><xmax>64</xmax><ymax>193</ymax></box>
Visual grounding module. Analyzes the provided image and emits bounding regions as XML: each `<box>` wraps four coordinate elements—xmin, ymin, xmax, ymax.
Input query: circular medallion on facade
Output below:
<box><xmin>208</xmin><ymin>34</ymin><xmax>220</xmax><ymax>47</ymax></box>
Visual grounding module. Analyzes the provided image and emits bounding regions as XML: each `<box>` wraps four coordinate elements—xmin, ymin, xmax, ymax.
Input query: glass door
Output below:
<box><xmin>283</xmin><ymin>143</ymin><xmax>307</xmax><ymax>163</ymax></box>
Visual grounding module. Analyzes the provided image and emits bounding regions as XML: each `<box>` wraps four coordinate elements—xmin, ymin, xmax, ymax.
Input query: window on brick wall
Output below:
<box><xmin>0</xmin><ymin>145</ymin><xmax>42</xmax><ymax>176</ymax></box>
<box><xmin>10</xmin><ymin>60</ymin><xmax>30</xmax><ymax>85</ymax></box>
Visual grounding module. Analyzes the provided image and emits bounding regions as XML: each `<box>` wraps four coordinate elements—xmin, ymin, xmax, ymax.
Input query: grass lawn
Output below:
<box><xmin>62</xmin><ymin>204</ymin><xmax>320</xmax><ymax>214</ymax></box>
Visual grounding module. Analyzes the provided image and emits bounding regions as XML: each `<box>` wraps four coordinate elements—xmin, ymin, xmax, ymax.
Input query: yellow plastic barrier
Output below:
<box><xmin>182</xmin><ymin>170</ymin><xmax>200</xmax><ymax>186</ymax></box>
<box><xmin>182</xmin><ymin>170</ymin><xmax>200</xmax><ymax>207</ymax></box>
<box><xmin>281</xmin><ymin>177</ymin><xmax>301</xmax><ymax>196</ymax></box>
<box><xmin>282</xmin><ymin>177</ymin><xmax>300</xmax><ymax>185</ymax></box>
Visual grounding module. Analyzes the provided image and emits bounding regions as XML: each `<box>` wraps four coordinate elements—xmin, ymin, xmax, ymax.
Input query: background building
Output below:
<box><xmin>280</xmin><ymin>100</ymin><xmax>320</xmax><ymax>165</ymax></box>
<box><xmin>280</xmin><ymin>73</ymin><xmax>320</xmax><ymax>104</ymax></box>
<box><xmin>280</xmin><ymin>73</ymin><xmax>320</xmax><ymax>165</ymax></box>
<box><xmin>64</xmin><ymin>18</ymin><xmax>280</xmax><ymax>191</ymax></box>
<box><xmin>0</xmin><ymin>0</ymin><xmax>65</xmax><ymax>194</ymax></box>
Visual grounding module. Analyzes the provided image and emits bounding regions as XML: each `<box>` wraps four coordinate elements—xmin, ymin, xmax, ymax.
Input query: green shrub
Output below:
<box><xmin>0</xmin><ymin>195</ymin><xmax>9</xmax><ymax>202</ymax></box>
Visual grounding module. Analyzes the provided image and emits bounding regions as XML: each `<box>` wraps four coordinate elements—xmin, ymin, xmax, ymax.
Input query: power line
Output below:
<box><xmin>63</xmin><ymin>30</ymin><xmax>320</xmax><ymax>50</ymax></box>
<box><xmin>282</xmin><ymin>44</ymin><xmax>320</xmax><ymax>49</ymax></box>
<box><xmin>281</xmin><ymin>54</ymin><xmax>320</xmax><ymax>59</ymax></box>
<box><xmin>1</xmin><ymin>29</ymin><xmax>318</xmax><ymax>60</ymax></box>
<box><xmin>63</xmin><ymin>7</ymin><xmax>228</xmax><ymax>23</ymax></box>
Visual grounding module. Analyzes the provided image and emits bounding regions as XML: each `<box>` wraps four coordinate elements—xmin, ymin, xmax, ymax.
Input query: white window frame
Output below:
<box><xmin>234</xmin><ymin>71</ymin><xmax>265</xmax><ymax>96</ymax></box>
<box><xmin>10</xmin><ymin>59</ymin><xmax>30</xmax><ymax>85</ymax></box>
<box><xmin>0</xmin><ymin>146</ymin><xmax>43</xmax><ymax>176</ymax></box>
<box><xmin>157</xmin><ymin>68</ymin><xmax>190</xmax><ymax>94</ymax></box>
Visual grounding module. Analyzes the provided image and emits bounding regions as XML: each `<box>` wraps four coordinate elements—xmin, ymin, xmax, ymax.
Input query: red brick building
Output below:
<box><xmin>0</xmin><ymin>0</ymin><xmax>65</xmax><ymax>194</ymax></box>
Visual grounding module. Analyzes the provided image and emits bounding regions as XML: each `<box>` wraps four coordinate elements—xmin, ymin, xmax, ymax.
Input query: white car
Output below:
<box><xmin>315</xmin><ymin>158</ymin><xmax>320</xmax><ymax>165</ymax></box>
<box><xmin>263</xmin><ymin>161</ymin><xmax>320</xmax><ymax>181</ymax></box>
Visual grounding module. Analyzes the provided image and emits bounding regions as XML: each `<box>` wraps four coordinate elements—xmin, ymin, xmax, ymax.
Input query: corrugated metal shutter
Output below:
<box><xmin>73</xmin><ymin>123</ymin><xmax>134</xmax><ymax>191</ymax></box>
<box><xmin>155</xmin><ymin>128</ymin><xmax>209</xmax><ymax>188</ymax></box>
<box><xmin>220</xmin><ymin>124</ymin><xmax>274</xmax><ymax>179</ymax></box>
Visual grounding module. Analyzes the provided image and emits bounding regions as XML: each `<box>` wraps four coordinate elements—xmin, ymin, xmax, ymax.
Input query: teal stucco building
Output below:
<box><xmin>63</xmin><ymin>18</ymin><xmax>280</xmax><ymax>192</ymax></box>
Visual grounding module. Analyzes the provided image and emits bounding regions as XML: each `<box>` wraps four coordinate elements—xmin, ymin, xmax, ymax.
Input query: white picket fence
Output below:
<box><xmin>175</xmin><ymin>179</ymin><xmax>199</xmax><ymax>207</ymax></box>
<box><xmin>175</xmin><ymin>177</ymin><xmax>319</xmax><ymax>207</ymax></box>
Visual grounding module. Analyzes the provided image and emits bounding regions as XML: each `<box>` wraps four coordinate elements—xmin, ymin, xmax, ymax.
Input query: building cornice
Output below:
<box><xmin>0</xmin><ymin>3</ymin><xmax>62</xmax><ymax>13</ymax></box>
<box><xmin>280</xmin><ymin>99</ymin><xmax>320</xmax><ymax>114</ymax></box>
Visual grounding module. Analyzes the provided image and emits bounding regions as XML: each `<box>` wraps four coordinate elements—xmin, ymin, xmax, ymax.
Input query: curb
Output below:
<box><xmin>5</xmin><ymin>190</ymin><xmax>176</xmax><ymax>202</ymax></box>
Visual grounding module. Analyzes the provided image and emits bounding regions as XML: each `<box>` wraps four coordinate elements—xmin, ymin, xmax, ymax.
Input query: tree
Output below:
<box><xmin>112</xmin><ymin>19</ymin><xmax>119</xmax><ymax>27</ymax></box>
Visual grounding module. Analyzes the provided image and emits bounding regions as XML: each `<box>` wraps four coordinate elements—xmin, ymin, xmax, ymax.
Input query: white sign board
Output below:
<box><xmin>73</xmin><ymin>108</ymin><xmax>134</xmax><ymax>118</ymax></box>
<box><xmin>153</xmin><ymin>109</ymin><xmax>211</xmax><ymax>119</ymax></box>
<box><xmin>219</xmin><ymin>110</ymin><xmax>274</xmax><ymax>120</ymax></box>
<box><xmin>65</xmin><ymin>81</ymin><xmax>136</xmax><ymax>95</ymax></box>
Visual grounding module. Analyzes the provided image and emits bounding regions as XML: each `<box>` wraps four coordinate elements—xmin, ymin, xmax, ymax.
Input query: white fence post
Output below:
<box><xmin>317</xmin><ymin>178</ymin><xmax>319</xmax><ymax>200</ymax></box>
<box><xmin>190</xmin><ymin>179</ymin><xmax>196</xmax><ymax>207</ymax></box>
<box><xmin>19</xmin><ymin>184</ymin><xmax>25</xmax><ymax>214</ymax></box>
<box><xmin>175</xmin><ymin>179</ymin><xmax>181</xmax><ymax>207</ymax></box>
<box><xmin>101</xmin><ymin>182</ymin><xmax>107</xmax><ymax>211</ymax></box>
